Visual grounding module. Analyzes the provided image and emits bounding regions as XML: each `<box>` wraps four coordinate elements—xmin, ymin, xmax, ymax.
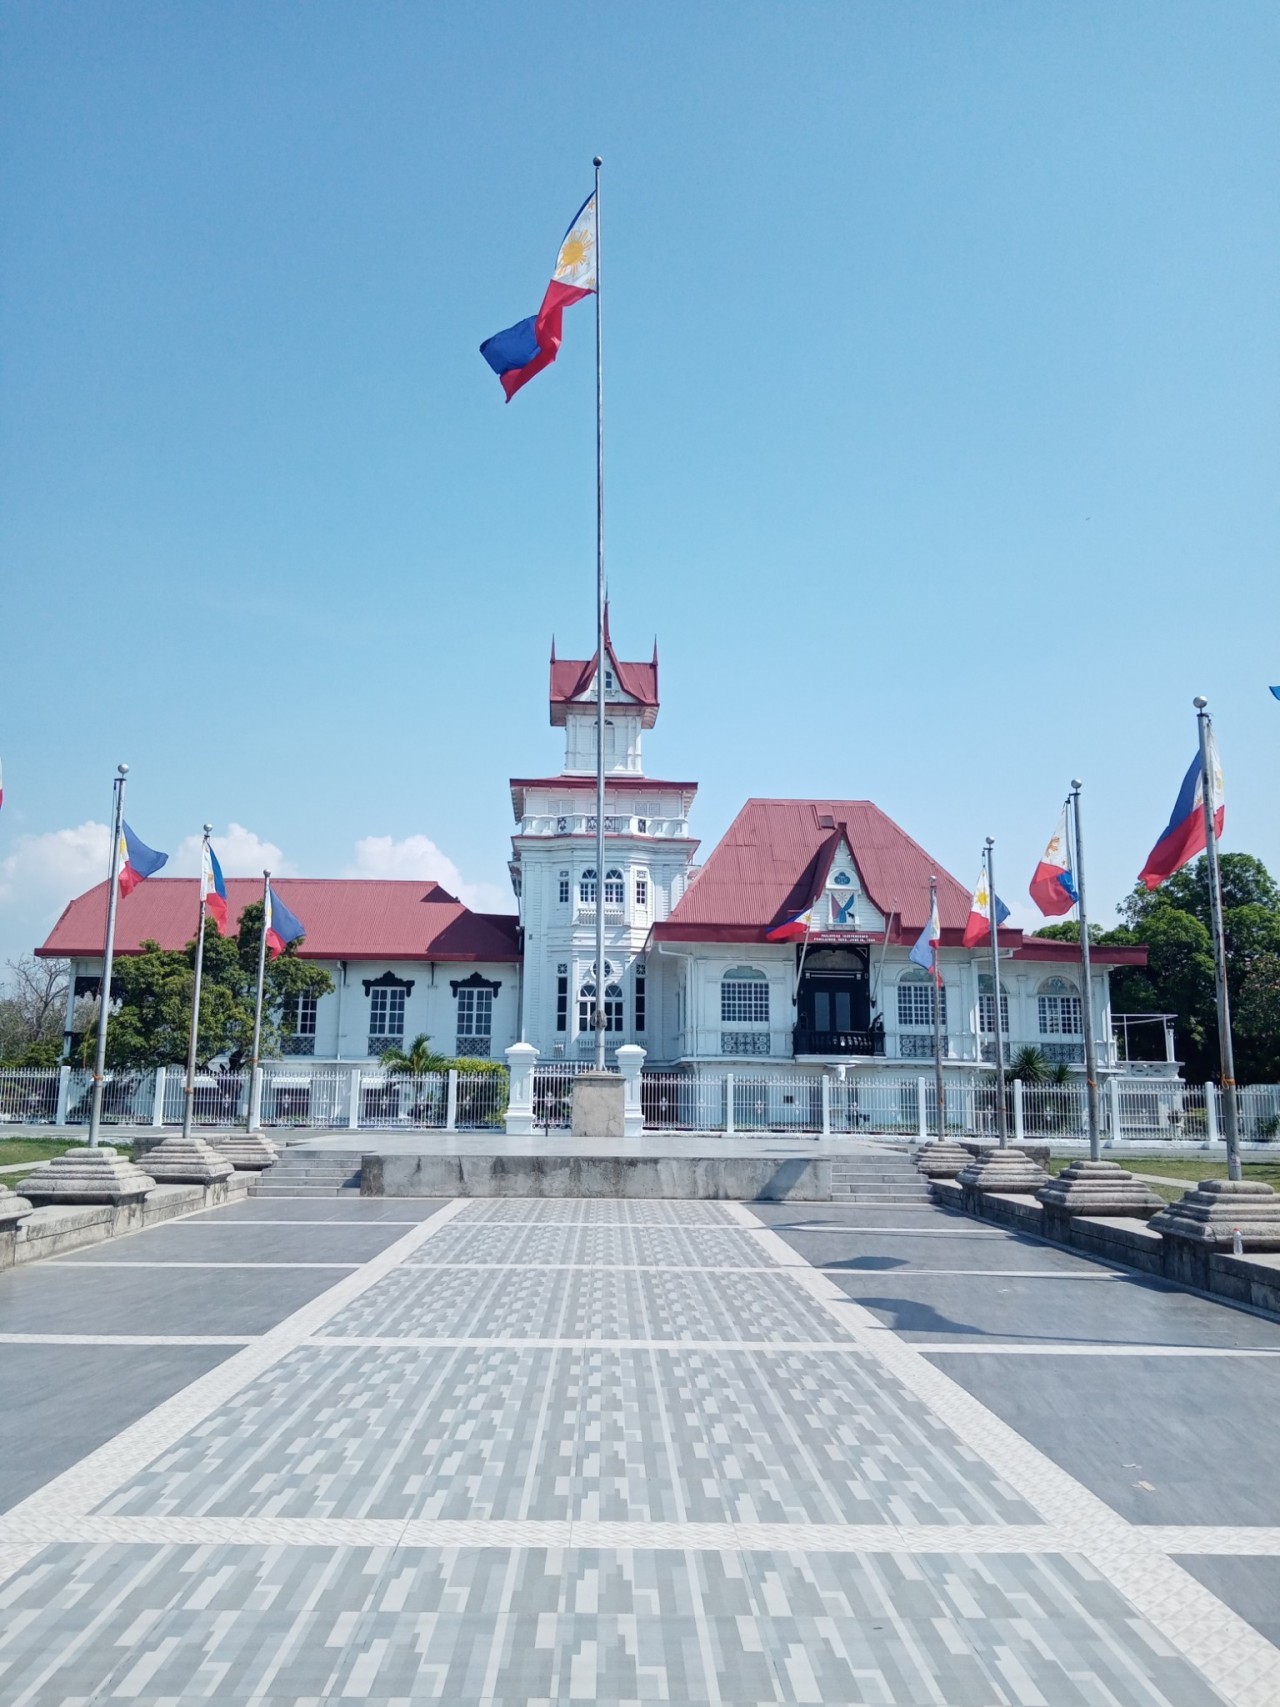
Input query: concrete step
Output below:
<box><xmin>252</xmin><ymin>1183</ymin><xmax>362</xmax><ymax>1198</ymax></box>
<box><xmin>832</xmin><ymin>1188</ymin><xmax>932</xmax><ymax>1202</ymax></box>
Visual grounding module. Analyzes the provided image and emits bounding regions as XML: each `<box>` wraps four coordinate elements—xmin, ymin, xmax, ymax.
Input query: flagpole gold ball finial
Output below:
<box><xmin>1071</xmin><ymin>778</ymin><xmax>1083</xmax><ymax>792</ymax></box>
<box><xmin>117</xmin><ymin>763</ymin><xmax>128</xmax><ymax>776</ymax></box>
<box><xmin>203</xmin><ymin>823</ymin><xmax>212</xmax><ymax>836</ymax></box>
<box><xmin>1194</xmin><ymin>695</ymin><xmax>1208</xmax><ymax>710</ymax></box>
<box><xmin>593</xmin><ymin>155</ymin><xmax>602</xmax><ymax>167</ymax></box>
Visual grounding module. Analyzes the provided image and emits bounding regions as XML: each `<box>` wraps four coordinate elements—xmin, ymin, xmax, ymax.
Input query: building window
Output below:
<box><xmin>978</xmin><ymin>972</ymin><xmax>1008</xmax><ymax>1034</ymax></box>
<box><xmin>558</xmin><ymin>870</ymin><xmax>570</xmax><ymax>905</ymax></box>
<box><xmin>556</xmin><ymin>970</ymin><xmax>568</xmax><ymax>1032</ymax></box>
<box><xmin>634</xmin><ymin>962</ymin><xmax>646</xmax><ymax>1033</ymax></box>
<box><xmin>635</xmin><ymin>868</ymin><xmax>649</xmax><ymax>910</ymax></box>
<box><xmin>898</xmin><ymin>970</ymin><xmax>946</xmax><ymax>1028</ymax></box>
<box><xmin>456</xmin><ymin>985</ymin><xmax>493</xmax><ymax>1049</ymax></box>
<box><xmin>578</xmin><ymin>968</ymin><xmax>623</xmax><ymax>1033</ymax></box>
<box><xmin>579</xmin><ymin>868</ymin><xmax>597</xmax><ymax>904</ymax></box>
<box><xmin>369</xmin><ymin>986</ymin><xmax>406</xmax><ymax>1039</ymax></box>
<box><xmin>287</xmin><ymin>993</ymin><xmax>318</xmax><ymax>1036</ymax></box>
<box><xmin>603</xmin><ymin>867</ymin><xmax>625</xmax><ymax>907</ymax></box>
<box><xmin>721</xmin><ymin>967</ymin><xmax>769</xmax><ymax>1025</ymax></box>
<box><xmin>1038</xmin><ymin>976</ymin><xmax>1082</xmax><ymax>1036</ymax></box>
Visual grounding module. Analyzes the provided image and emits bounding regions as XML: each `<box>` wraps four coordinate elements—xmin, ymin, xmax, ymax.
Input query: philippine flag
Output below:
<box><xmin>765</xmin><ymin>903</ymin><xmax>814</xmax><ymax>943</ymax></box>
<box><xmin>1139</xmin><ymin>735</ymin><xmax>1224</xmax><ymax>891</ymax></box>
<box><xmin>202</xmin><ymin>840</ymin><xmax>229</xmax><ymax>934</ymax></box>
<box><xmin>480</xmin><ymin>192</ymin><xmax>597</xmax><ymax>401</ymax></box>
<box><xmin>962</xmin><ymin>868</ymin><xmax>1011</xmax><ymax>949</ymax></box>
<box><xmin>1029</xmin><ymin>810</ymin><xmax>1079</xmax><ymax>917</ymax></box>
<box><xmin>264</xmin><ymin>884</ymin><xmax>306</xmax><ymax>959</ymax></box>
<box><xmin>909</xmin><ymin>892</ymin><xmax>941</xmax><ymax>975</ymax></box>
<box><xmin>118</xmin><ymin>823</ymin><xmax>168</xmax><ymax>897</ymax></box>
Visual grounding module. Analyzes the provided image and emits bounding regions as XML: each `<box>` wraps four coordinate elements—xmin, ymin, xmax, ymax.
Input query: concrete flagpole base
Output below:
<box><xmin>956</xmin><ymin>1146</ymin><xmax>1048</xmax><ymax>1213</ymax></box>
<box><xmin>0</xmin><ymin>1182</ymin><xmax>35</xmax><ymax>1230</ymax></box>
<box><xmin>16</xmin><ymin>1145</ymin><xmax>156</xmax><ymax>1205</ymax></box>
<box><xmin>914</xmin><ymin>1140</ymin><xmax>973</xmax><ymax>1180</ymax></box>
<box><xmin>210</xmin><ymin>1132</ymin><xmax>279</xmax><ymax>1172</ymax></box>
<box><xmin>143</xmin><ymin>1135</ymin><xmax>236</xmax><ymax>1185</ymax></box>
<box><xmin>571</xmin><ymin>1071</ymin><xmax>625</xmax><ymax>1139</ymax></box>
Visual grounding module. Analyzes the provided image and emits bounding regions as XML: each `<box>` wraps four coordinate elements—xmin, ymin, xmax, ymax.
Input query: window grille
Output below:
<box><xmin>369</xmin><ymin>987</ymin><xmax>406</xmax><ymax>1038</ymax></box>
<box><xmin>579</xmin><ymin>868</ymin><xmax>597</xmax><ymax>903</ymax></box>
<box><xmin>897</xmin><ymin>973</ymin><xmax>946</xmax><ymax>1028</ymax></box>
<box><xmin>558</xmin><ymin>871</ymin><xmax>570</xmax><ymax>905</ymax></box>
<box><xmin>721</xmin><ymin>968</ymin><xmax>769</xmax><ymax>1025</ymax></box>
<box><xmin>1038</xmin><ymin>975</ymin><xmax>1082</xmax><ymax>1035</ymax></box>
<box><xmin>603</xmin><ymin>868</ymin><xmax>625</xmax><ymax>907</ymax></box>
<box><xmin>287</xmin><ymin>993</ymin><xmax>318</xmax><ymax>1036</ymax></box>
<box><xmin>456</xmin><ymin>986</ymin><xmax>493</xmax><ymax>1040</ymax></box>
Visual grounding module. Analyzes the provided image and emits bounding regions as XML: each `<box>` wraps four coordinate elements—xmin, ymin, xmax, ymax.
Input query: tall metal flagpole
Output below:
<box><xmin>930</xmin><ymin>875</ymin><xmax>945</xmax><ymax>1139</ymax></box>
<box><xmin>181</xmin><ymin>826</ymin><xmax>213</xmax><ymax>1139</ymax></box>
<box><xmin>985</xmin><ymin>838</ymin><xmax>1009</xmax><ymax>1146</ymax></box>
<box><xmin>247</xmin><ymin>870</ymin><xmax>271</xmax><ymax>1132</ymax></box>
<box><xmin>592</xmin><ymin>154</ymin><xmax>608</xmax><ymax>1071</ymax></box>
<box><xmin>1069</xmin><ymin>781</ymin><xmax>1102</xmax><ymax>1161</ymax></box>
<box><xmin>87</xmin><ymin>763</ymin><xmax>129</xmax><ymax>1148</ymax></box>
<box><xmin>1194</xmin><ymin>696</ymin><xmax>1241</xmax><ymax>1181</ymax></box>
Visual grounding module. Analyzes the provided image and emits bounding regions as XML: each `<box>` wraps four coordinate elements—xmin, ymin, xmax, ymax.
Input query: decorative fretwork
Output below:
<box><xmin>898</xmin><ymin>1034</ymin><xmax>941</xmax><ymax>1060</ymax></box>
<box><xmin>281</xmin><ymin>1035</ymin><xmax>316</xmax><ymax>1056</ymax></box>
<box><xmin>1042</xmin><ymin>1041</ymin><xmax>1085</xmax><ymax>1065</ymax></box>
<box><xmin>455</xmin><ymin>1035</ymin><xmax>491</xmax><ymax>1059</ymax></box>
<box><xmin>721</xmin><ymin>1031</ymin><xmax>771</xmax><ymax>1056</ymax></box>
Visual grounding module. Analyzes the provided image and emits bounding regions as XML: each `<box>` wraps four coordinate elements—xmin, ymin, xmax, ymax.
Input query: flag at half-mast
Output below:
<box><xmin>264</xmin><ymin>884</ymin><xmax>305</xmax><ymax>959</ymax></box>
<box><xmin>480</xmin><ymin>191</ymin><xmax>598</xmax><ymax>401</ymax></box>
<box><xmin>1029</xmin><ymin>810</ymin><xmax>1079</xmax><ymax>917</ymax></box>
<box><xmin>119</xmin><ymin>823</ymin><xmax>168</xmax><ymax>897</ymax></box>
<box><xmin>1139</xmin><ymin>733</ymin><xmax>1224</xmax><ymax>890</ymax></box>
<box><xmin>909</xmin><ymin>891</ymin><xmax>941</xmax><ymax>976</ymax></box>
<box><xmin>962</xmin><ymin>865</ymin><xmax>1010</xmax><ymax>948</ymax></box>
<box><xmin>201</xmin><ymin>840</ymin><xmax>229</xmax><ymax>934</ymax></box>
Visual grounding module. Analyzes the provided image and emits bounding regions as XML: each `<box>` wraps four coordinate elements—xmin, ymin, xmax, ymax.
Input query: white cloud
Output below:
<box><xmin>171</xmin><ymin>823</ymin><xmax>292</xmax><ymax>878</ymax></box>
<box><xmin>345</xmin><ymin>834</ymin><xmax>512</xmax><ymax>914</ymax></box>
<box><xmin>0</xmin><ymin>820</ymin><xmax>113</xmax><ymax>966</ymax></box>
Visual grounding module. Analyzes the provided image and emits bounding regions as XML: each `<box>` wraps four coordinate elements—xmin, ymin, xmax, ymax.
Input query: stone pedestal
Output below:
<box><xmin>210</xmin><ymin>1133</ymin><xmax>279</xmax><ymax>1171</ymax></box>
<box><xmin>571</xmin><ymin>1070</ymin><xmax>625</xmax><ymax>1139</ymax></box>
<box><xmin>615</xmin><ymin>1045</ymin><xmax>646</xmax><ymax>1139</ymax></box>
<box><xmin>144</xmin><ymin>1135</ymin><xmax>236</xmax><ymax>1185</ymax></box>
<box><xmin>957</xmin><ymin>1146</ymin><xmax>1048</xmax><ymax>1215</ymax></box>
<box><xmin>1036</xmin><ymin>1159</ymin><xmax>1165</xmax><ymax>1242</ymax></box>
<box><xmin>16</xmin><ymin>1145</ymin><xmax>156</xmax><ymax>1205</ymax></box>
<box><xmin>0</xmin><ymin>1183</ymin><xmax>35</xmax><ymax>1268</ymax></box>
<box><xmin>915</xmin><ymin>1140</ymin><xmax>973</xmax><ymax>1180</ymax></box>
<box><xmin>504</xmin><ymin>1041</ymin><xmax>538</xmax><ymax>1136</ymax></box>
<box><xmin>1151</xmin><ymin>1178</ymin><xmax>1280</xmax><ymax>1290</ymax></box>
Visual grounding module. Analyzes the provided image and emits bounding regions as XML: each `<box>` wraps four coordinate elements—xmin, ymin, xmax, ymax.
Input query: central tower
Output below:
<box><xmin>509</xmin><ymin>621</ymin><xmax>698</xmax><ymax>1061</ymax></box>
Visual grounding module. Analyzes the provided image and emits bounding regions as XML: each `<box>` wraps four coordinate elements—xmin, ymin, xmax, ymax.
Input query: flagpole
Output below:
<box><xmin>985</xmin><ymin>838</ymin><xmax>1009</xmax><ymax>1147</ymax></box>
<box><xmin>180</xmin><ymin>826</ymin><xmax>213</xmax><ymax>1139</ymax></box>
<box><xmin>930</xmin><ymin>875</ymin><xmax>945</xmax><ymax>1139</ymax></box>
<box><xmin>87</xmin><ymin>763</ymin><xmax>128</xmax><ymax>1149</ymax></box>
<box><xmin>247</xmin><ymin>870</ymin><xmax>270</xmax><ymax>1132</ymax></box>
<box><xmin>592</xmin><ymin>153</ymin><xmax>607</xmax><ymax>1072</ymax></box>
<box><xmin>1068</xmin><ymin>781</ymin><xmax>1102</xmax><ymax>1161</ymax></box>
<box><xmin>1194</xmin><ymin>696</ymin><xmax>1241</xmax><ymax>1181</ymax></box>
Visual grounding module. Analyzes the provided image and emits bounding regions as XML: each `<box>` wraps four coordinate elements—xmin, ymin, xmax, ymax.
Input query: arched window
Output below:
<box><xmin>898</xmin><ymin>968</ymin><xmax>946</xmax><ymax>1027</ymax></box>
<box><xmin>578</xmin><ymin>965</ymin><xmax>623</xmax><ymax>1032</ymax></box>
<box><xmin>978</xmin><ymin>971</ymin><xmax>1008</xmax><ymax>1034</ymax></box>
<box><xmin>721</xmin><ymin>966</ymin><xmax>770</xmax><ymax>1025</ymax></box>
<box><xmin>603</xmin><ymin>867</ymin><xmax>625</xmax><ymax>907</ymax></box>
<box><xmin>579</xmin><ymin>868</ymin><xmax>597</xmax><ymax>904</ymax></box>
<box><xmin>1038</xmin><ymin>976</ymin><xmax>1082</xmax><ymax>1036</ymax></box>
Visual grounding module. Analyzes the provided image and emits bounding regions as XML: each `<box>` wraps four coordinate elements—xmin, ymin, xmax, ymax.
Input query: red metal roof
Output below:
<box><xmin>651</xmin><ymin>798</ymin><xmax>1144</xmax><ymax>964</ymax></box>
<box><xmin>36</xmin><ymin>879</ymin><xmax>521</xmax><ymax>964</ymax></box>
<box><xmin>549</xmin><ymin>612</ymin><xmax>659</xmax><ymax>726</ymax></box>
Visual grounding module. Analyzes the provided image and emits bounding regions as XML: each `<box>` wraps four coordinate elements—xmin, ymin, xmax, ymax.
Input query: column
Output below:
<box><xmin>615</xmin><ymin>1044</ymin><xmax>645</xmax><ymax>1139</ymax></box>
<box><xmin>505</xmin><ymin>1042</ymin><xmax>538</xmax><ymax>1137</ymax></box>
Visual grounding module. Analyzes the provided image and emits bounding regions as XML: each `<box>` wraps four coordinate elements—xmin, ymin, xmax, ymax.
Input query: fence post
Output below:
<box><xmin>445</xmin><ymin>1068</ymin><xmax>458</xmax><ymax>1132</ymax></box>
<box><xmin>347</xmin><ymin>1068</ymin><xmax>361</xmax><ymax>1131</ymax></box>
<box><xmin>504</xmin><ymin>1043</ymin><xmax>537</xmax><ymax>1136</ymax></box>
<box><xmin>916</xmin><ymin>1078</ymin><xmax>928</xmax><ymax>1141</ymax></box>
<box><xmin>55</xmin><ymin>1064</ymin><xmax>71</xmax><ymax>1128</ymax></box>
<box><xmin>1108</xmin><ymin>1075</ymin><xmax>1122</xmax><ymax>1144</ymax></box>
<box><xmin>820</xmin><ymin>1074</ymin><xmax>831</xmax><ymax>1138</ymax></box>
<box><xmin>151</xmin><ymin>1066</ymin><xmax>166</xmax><ymax>1128</ymax></box>
<box><xmin>1205</xmin><ymin>1082</ymin><xmax>1220</xmax><ymax>1145</ymax></box>
<box><xmin>616</xmin><ymin>1044</ymin><xmax>645</xmax><ymax>1138</ymax></box>
<box><xmin>1013</xmin><ymin>1078</ymin><xmax>1025</xmax><ymax>1146</ymax></box>
<box><xmin>725</xmin><ymin>1073</ymin><xmax>735</xmax><ymax>1135</ymax></box>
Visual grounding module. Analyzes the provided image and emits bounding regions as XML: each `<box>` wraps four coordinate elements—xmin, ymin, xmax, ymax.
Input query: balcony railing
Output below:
<box><xmin>793</xmin><ymin>1028</ymin><xmax>886</xmax><ymax>1058</ymax></box>
<box><xmin>574</xmin><ymin>905</ymin><xmax>628</xmax><ymax>926</ymax></box>
<box><xmin>721</xmin><ymin>1030</ymin><xmax>772</xmax><ymax>1056</ymax></box>
<box><xmin>521</xmin><ymin>813</ymin><xmax>689</xmax><ymax>839</ymax></box>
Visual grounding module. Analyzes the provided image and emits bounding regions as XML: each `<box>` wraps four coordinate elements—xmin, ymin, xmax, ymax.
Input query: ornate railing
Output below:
<box><xmin>793</xmin><ymin>1028</ymin><xmax>886</xmax><ymax>1058</ymax></box>
<box><xmin>454</xmin><ymin>1035</ymin><xmax>491</xmax><ymax>1059</ymax></box>
<box><xmin>280</xmin><ymin>1035</ymin><xmax>316</xmax><ymax>1056</ymax></box>
<box><xmin>721</xmin><ymin>1031</ymin><xmax>771</xmax><ymax>1056</ymax></box>
<box><xmin>367</xmin><ymin>1033</ymin><xmax>405</xmax><ymax>1059</ymax></box>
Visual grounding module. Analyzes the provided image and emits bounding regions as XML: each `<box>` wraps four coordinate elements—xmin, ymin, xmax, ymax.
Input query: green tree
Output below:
<box><xmin>379</xmin><ymin>1034</ymin><xmax>450</xmax><ymax>1074</ymax></box>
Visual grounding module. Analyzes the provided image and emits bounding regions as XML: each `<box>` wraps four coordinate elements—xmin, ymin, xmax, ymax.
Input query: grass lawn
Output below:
<box><xmin>0</xmin><ymin>1137</ymin><xmax>136</xmax><ymax>1170</ymax></box>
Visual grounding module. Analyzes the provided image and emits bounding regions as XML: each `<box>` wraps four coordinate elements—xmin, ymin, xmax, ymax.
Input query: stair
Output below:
<box><xmin>252</xmin><ymin>1150</ymin><xmax>363</xmax><ymax>1197</ymax></box>
<box><xmin>830</xmin><ymin>1150</ymin><xmax>930</xmax><ymax>1204</ymax></box>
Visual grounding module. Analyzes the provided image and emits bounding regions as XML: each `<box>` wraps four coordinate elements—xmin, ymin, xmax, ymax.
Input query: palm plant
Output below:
<box><xmin>379</xmin><ymin>1034</ymin><xmax>449</xmax><ymax>1075</ymax></box>
<box><xmin>1009</xmin><ymin>1045</ymin><xmax>1050</xmax><ymax>1084</ymax></box>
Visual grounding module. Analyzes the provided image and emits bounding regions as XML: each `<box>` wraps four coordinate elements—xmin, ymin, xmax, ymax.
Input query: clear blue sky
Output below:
<box><xmin>2</xmin><ymin>1</ymin><xmax>1277</xmax><ymax>968</ymax></box>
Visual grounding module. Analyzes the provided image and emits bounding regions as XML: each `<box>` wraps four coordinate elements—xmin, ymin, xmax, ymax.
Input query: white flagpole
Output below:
<box><xmin>87</xmin><ymin>763</ymin><xmax>128</xmax><ymax>1148</ymax></box>
<box><xmin>247</xmin><ymin>870</ymin><xmax>270</xmax><ymax>1132</ymax></box>
<box><xmin>1069</xmin><ymin>781</ymin><xmax>1102</xmax><ymax>1160</ymax></box>
<box><xmin>984</xmin><ymin>838</ymin><xmax>1009</xmax><ymax>1146</ymax></box>
<box><xmin>930</xmin><ymin>876</ymin><xmax>945</xmax><ymax>1139</ymax></box>
<box><xmin>1194</xmin><ymin>696</ymin><xmax>1241</xmax><ymax>1180</ymax></box>
<box><xmin>181</xmin><ymin>825</ymin><xmax>213</xmax><ymax>1140</ymax></box>
<box><xmin>592</xmin><ymin>154</ymin><xmax>608</xmax><ymax>1072</ymax></box>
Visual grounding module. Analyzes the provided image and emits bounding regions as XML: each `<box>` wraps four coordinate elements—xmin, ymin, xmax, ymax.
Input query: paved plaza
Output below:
<box><xmin>2</xmin><ymin>1189</ymin><xmax>1280</xmax><ymax>1703</ymax></box>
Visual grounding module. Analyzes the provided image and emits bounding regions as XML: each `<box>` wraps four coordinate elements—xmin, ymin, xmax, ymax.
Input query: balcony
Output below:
<box><xmin>520</xmin><ymin>813</ymin><xmax>690</xmax><ymax>839</ymax></box>
<box><xmin>574</xmin><ymin>905</ymin><xmax>628</xmax><ymax>926</ymax></box>
<box><xmin>793</xmin><ymin>1028</ymin><xmax>886</xmax><ymax>1058</ymax></box>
